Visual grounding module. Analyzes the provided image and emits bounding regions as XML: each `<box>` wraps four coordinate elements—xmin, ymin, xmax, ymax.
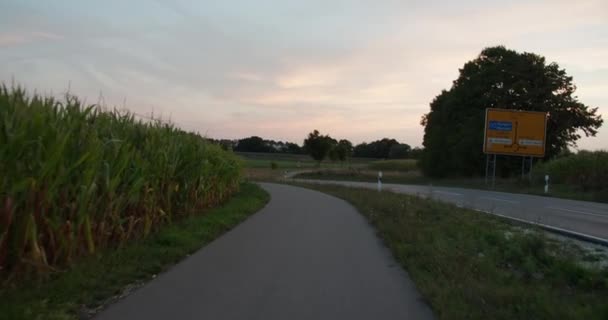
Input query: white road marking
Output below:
<box><xmin>432</xmin><ymin>191</ymin><xmax>463</xmax><ymax>196</ymax></box>
<box><xmin>546</xmin><ymin>206</ymin><xmax>608</xmax><ymax>218</ymax></box>
<box><xmin>480</xmin><ymin>196</ymin><xmax>519</xmax><ymax>204</ymax></box>
<box><xmin>473</xmin><ymin>209</ymin><xmax>608</xmax><ymax>246</ymax></box>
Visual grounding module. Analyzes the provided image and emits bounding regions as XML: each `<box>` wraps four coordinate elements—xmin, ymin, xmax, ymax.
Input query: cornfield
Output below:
<box><xmin>0</xmin><ymin>85</ymin><xmax>242</xmax><ymax>276</ymax></box>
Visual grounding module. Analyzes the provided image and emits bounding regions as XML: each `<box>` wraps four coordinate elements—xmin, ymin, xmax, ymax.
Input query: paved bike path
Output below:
<box><xmin>95</xmin><ymin>183</ymin><xmax>433</xmax><ymax>320</ymax></box>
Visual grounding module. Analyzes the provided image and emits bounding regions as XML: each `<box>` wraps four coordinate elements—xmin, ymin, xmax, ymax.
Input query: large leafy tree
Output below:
<box><xmin>330</xmin><ymin>139</ymin><xmax>353</xmax><ymax>163</ymax></box>
<box><xmin>388</xmin><ymin>143</ymin><xmax>412</xmax><ymax>159</ymax></box>
<box><xmin>285</xmin><ymin>142</ymin><xmax>302</xmax><ymax>154</ymax></box>
<box><xmin>303</xmin><ymin>130</ymin><xmax>336</xmax><ymax>164</ymax></box>
<box><xmin>421</xmin><ymin>46</ymin><xmax>603</xmax><ymax>177</ymax></box>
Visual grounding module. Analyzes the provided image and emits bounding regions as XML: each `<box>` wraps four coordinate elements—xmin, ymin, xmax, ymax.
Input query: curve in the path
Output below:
<box><xmin>95</xmin><ymin>183</ymin><xmax>434</xmax><ymax>320</ymax></box>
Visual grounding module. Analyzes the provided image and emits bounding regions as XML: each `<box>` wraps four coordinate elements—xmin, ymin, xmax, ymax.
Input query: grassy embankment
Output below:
<box><xmin>0</xmin><ymin>85</ymin><xmax>269</xmax><ymax>319</ymax></box>
<box><xmin>295</xmin><ymin>157</ymin><xmax>608</xmax><ymax>203</ymax></box>
<box><xmin>294</xmin><ymin>183</ymin><xmax>608</xmax><ymax>319</ymax></box>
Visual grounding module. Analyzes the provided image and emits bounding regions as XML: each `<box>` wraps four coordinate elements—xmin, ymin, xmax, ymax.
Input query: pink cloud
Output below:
<box><xmin>0</xmin><ymin>31</ymin><xmax>63</xmax><ymax>47</ymax></box>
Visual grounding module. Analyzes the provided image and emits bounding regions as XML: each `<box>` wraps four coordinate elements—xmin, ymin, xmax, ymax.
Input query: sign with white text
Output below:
<box><xmin>483</xmin><ymin>108</ymin><xmax>547</xmax><ymax>157</ymax></box>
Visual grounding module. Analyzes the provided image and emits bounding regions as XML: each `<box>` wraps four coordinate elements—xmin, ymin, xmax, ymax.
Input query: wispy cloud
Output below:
<box><xmin>0</xmin><ymin>31</ymin><xmax>63</xmax><ymax>47</ymax></box>
<box><xmin>0</xmin><ymin>0</ymin><xmax>606</xmax><ymax>149</ymax></box>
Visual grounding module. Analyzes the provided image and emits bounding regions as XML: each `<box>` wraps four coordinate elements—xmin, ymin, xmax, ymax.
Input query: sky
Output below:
<box><xmin>1</xmin><ymin>0</ymin><xmax>607</xmax><ymax>149</ymax></box>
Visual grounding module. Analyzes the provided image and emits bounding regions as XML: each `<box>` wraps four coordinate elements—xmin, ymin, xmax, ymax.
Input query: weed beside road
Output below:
<box><xmin>294</xmin><ymin>183</ymin><xmax>608</xmax><ymax>320</ymax></box>
<box><xmin>0</xmin><ymin>183</ymin><xmax>269</xmax><ymax>320</ymax></box>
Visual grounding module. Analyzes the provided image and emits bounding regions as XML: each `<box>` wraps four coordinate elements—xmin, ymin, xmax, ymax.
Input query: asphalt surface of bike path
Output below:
<box><xmin>95</xmin><ymin>183</ymin><xmax>434</xmax><ymax>320</ymax></box>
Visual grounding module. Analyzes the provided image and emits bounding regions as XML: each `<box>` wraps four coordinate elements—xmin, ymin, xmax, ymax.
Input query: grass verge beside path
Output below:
<box><xmin>293</xmin><ymin>183</ymin><xmax>608</xmax><ymax>320</ymax></box>
<box><xmin>0</xmin><ymin>183</ymin><xmax>269</xmax><ymax>320</ymax></box>
<box><xmin>367</xmin><ymin>159</ymin><xmax>418</xmax><ymax>171</ymax></box>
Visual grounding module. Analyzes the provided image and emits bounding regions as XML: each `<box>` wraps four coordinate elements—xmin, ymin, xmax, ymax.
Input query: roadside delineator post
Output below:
<box><xmin>545</xmin><ymin>175</ymin><xmax>549</xmax><ymax>194</ymax></box>
<box><xmin>378</xmin><ymin>171</ymin><xmax>383</xmax><ymax>192</ymax></box>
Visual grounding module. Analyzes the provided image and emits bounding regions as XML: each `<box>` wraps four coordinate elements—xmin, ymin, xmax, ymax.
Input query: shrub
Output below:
<box><xmin>532</xmin><ymin>150</ymin><xmax>608</xmax><ymax>191</ymax></box>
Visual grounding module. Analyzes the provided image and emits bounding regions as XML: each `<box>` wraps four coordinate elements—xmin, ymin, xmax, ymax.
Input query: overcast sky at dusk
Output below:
<box><xmin>1</xmin><ymin>0</ymin><xmax>607</xmax><ymax>149</ymax></box>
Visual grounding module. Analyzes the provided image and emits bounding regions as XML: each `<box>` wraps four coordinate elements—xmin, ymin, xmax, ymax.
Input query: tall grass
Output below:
<box><xmin>0</xmin><ymin>85</ymin><xmax>242</xmax><ymax>277</ymax></box>
<box><xmin>532</xmin><ymin>150</ymin><xmax>608</xmax><ymax>191</ymax></box>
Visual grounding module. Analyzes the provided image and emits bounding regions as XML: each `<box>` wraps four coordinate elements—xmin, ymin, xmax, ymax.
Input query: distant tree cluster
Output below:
<box><xmin>352</xmin><ymin>139</ymin><xmax>423</xmax><ymax>159</ymax></box>
<box><xmin>303</xmin><ymin>130</ymin><xmax>355</xmax><ymax>164</ymax></box>
<box><xmin>352</xmin><ymin>138</ymin><xmax>413</xmax><ymax>159</ymax></box>
<box><xmin>208</xmin><ymin>136</ymin><xmax>303</xmax><ymax>154</ymax></box>
<box><xmin>421</xmin><ymin>46</ymin><xmax>602</xmax><ymax>177</ymax></box>
<box><xmin>210</xmin><ymin>132</ymin><xmax>422</xmax><ymax>164</ymax></box>
<box><xmin>332</xmin><ymin>139</ymin><xmax>354</xmax><ymax>162</ymax></box>
<box><xmin>409</xmin><ymin>146</ymin><xmax>424</xmax><ymax>159</ymax></box>
<box><xmin>303</xmin><ymin>130</ymin><xmax>419</xmax><ymax>164</ymax></box>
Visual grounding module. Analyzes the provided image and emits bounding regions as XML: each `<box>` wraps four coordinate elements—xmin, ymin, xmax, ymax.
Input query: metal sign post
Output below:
<box><xmin>492</xmin><ymin>154</ymin><xmax>497</xmax><ymax>189</ymax></box>
<box><xmin>529</xmin><ymin>157</ymin><xmax>533</xmax><ymax>182</ymax></box>
<box><xmin>485</xmin><ymin>155</ymin><xmax>490</xmax><ymax>186</ymax></box>
<box><xmin>520</xmin><ymin>156</ymin><xmax>534</xmax><ymax>182</ymax></box>
<box><xmin>485</xmin><ymin>154</ymin><xmax>497</xmax><ymax>189</ymax></box>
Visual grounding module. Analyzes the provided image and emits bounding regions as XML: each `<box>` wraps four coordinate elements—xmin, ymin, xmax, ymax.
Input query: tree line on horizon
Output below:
<box><xmin>301</xmin><ymin>131</ymin><xmax>423</xmax><ymax>163</ymax></box>
<box><xmin>211</xmin><ymin>46</ymin><xmax>603</xmax><ymax>177</ymax></box>
<box><xmin>207</xmin><ymin>135</ymin><xmax>422</xmax><ymax>160</ymax></box>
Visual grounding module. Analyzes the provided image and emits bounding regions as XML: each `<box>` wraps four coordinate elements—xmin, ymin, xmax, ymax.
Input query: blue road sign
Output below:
<box><xmin>489</xmin><ymin>121</ymin><xmax>512</xmax><ymax>131</ymax></box>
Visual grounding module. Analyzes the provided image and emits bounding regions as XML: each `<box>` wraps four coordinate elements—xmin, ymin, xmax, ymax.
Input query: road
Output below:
<box><xmin>95</xmin><ymin>183</ymin><xmax>434</xmax><ymax>320</ymax></box>
<box><xmin>294</xmin><ymin>179</ymin><xmax>608</xmax><ymax>243</ymax></box>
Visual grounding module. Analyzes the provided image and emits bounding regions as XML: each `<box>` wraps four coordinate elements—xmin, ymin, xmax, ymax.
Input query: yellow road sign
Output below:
<box><xmin>483</xmin><ymin>108</ymin><xmax>547</xmax><ymax>157</ymax></box>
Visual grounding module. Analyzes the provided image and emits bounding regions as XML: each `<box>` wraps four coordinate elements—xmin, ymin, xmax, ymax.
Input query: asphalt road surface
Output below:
<box><xmin>95</xmin><ymin>183</ymin><xmax>434</xmax><ymax>320</ymax></box>
<box><xmin>294</xmin><ymin>179</ymin><xmax>608</xmax><ymax>242</ymax></box>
